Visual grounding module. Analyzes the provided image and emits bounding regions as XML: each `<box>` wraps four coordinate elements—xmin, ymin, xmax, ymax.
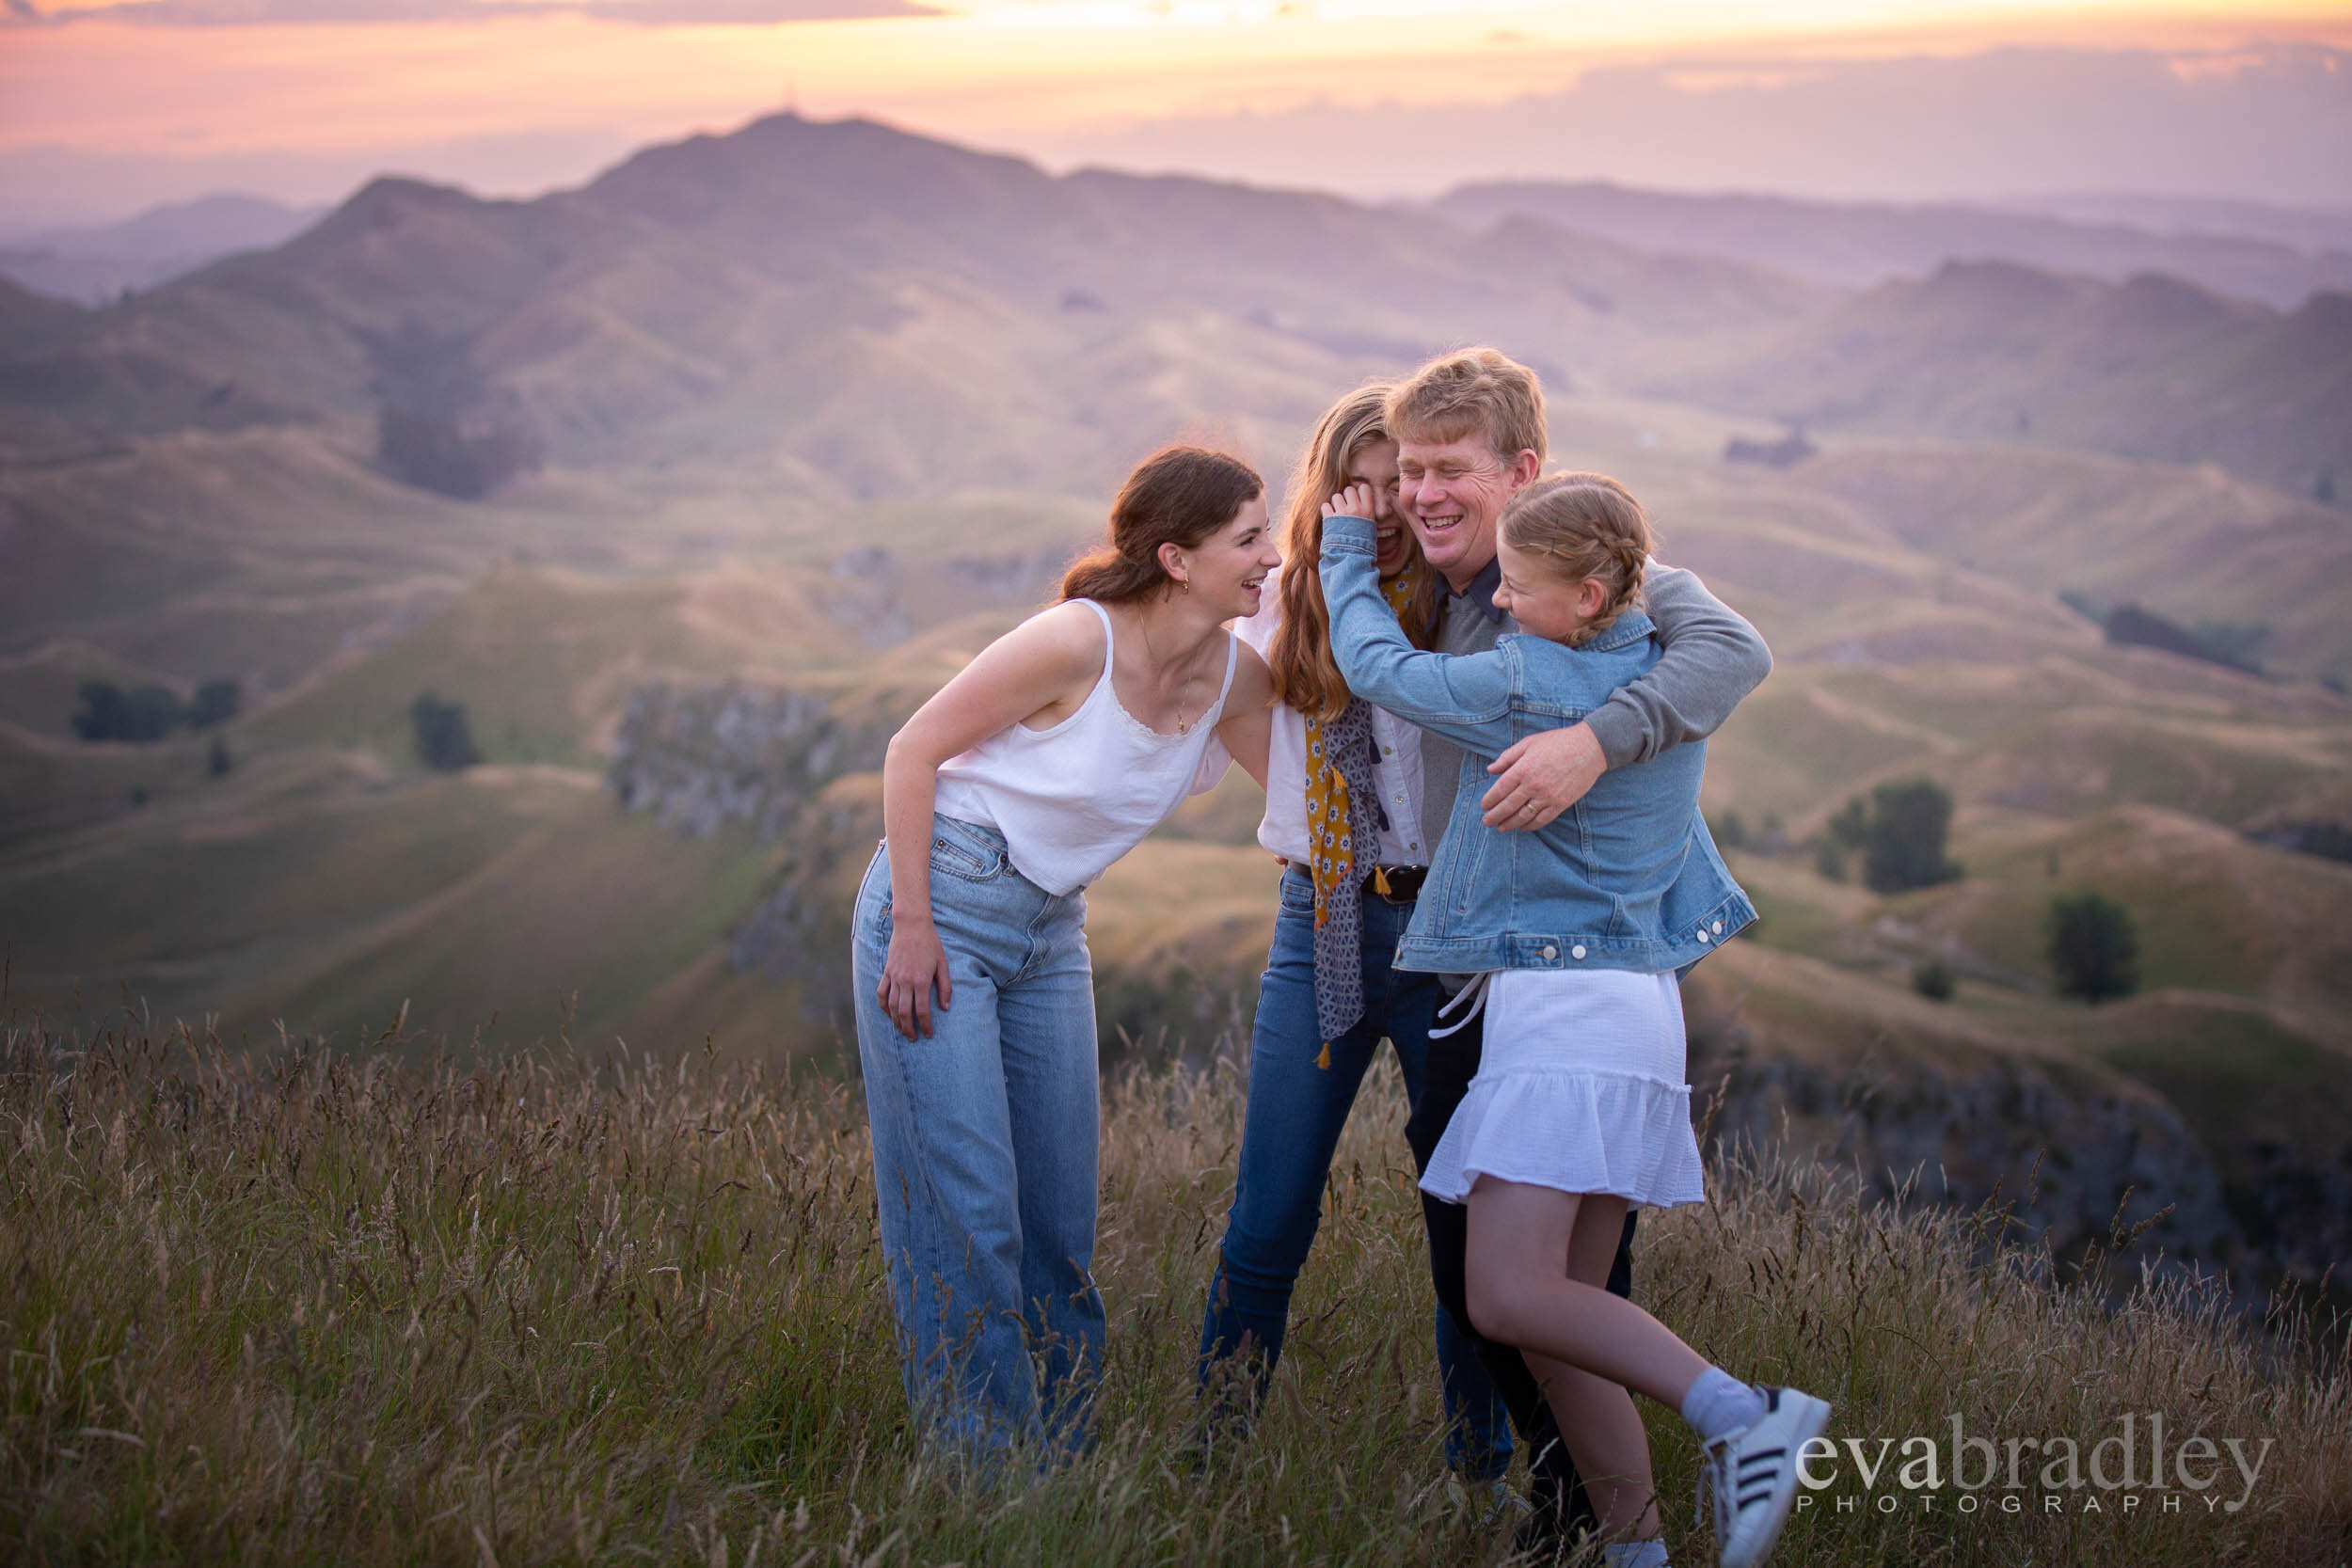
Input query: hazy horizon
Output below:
<box><xmin>5</xmin><ymin>2</ymin><xmax>2351</xmax><ymax>230</ymax></box>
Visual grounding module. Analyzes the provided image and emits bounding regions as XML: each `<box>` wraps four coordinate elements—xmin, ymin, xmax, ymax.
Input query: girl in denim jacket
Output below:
<box><xmin>1320</xmin><ymin>473</ymin><xmax>1827</xmax><ymax>1568</ymax></box>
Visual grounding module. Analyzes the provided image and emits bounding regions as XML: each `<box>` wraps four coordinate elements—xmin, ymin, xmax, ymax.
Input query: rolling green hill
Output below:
<box><xmin>5</xmin><ymin>113</ymin><xmax>2349</xmax><ymax>1303</ymax></box>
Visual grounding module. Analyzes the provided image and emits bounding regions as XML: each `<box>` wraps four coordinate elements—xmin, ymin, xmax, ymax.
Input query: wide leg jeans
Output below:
<box><xmin>851</xmin><ymin>815</ymin><xmax>1104</xmax><ymax>1459</ymax></box>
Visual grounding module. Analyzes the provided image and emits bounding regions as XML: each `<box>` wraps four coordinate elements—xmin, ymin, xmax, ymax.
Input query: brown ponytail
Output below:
<box><xmin>1061</xmin><ymin>446</ymin><xmax>1263</xmax><ymax>605</ymax></box>
<box><xmin>1498</xmin><ymin>472</ymin><xmax>1652</xmax><ymax>645</ymax></box>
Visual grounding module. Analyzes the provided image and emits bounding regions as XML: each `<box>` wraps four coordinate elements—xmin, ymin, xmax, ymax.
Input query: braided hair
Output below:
<box><xmin>1497</xmin><ymin>471</ymin><xmax>1651</xmax><ymax>646</ymax></box>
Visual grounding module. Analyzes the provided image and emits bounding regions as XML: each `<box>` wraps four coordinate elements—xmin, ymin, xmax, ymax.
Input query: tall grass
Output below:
<box><xmin>4</xmin><ymin>1004</ymin><xmax>2346</xmax><ymax>1565</ymax></box>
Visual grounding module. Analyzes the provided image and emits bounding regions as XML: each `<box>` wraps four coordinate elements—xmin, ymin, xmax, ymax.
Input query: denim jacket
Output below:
<box><xmin>1320</xmin><ymin>514</ymin><xmax>1755</xmax><ymax>975</ymax></box>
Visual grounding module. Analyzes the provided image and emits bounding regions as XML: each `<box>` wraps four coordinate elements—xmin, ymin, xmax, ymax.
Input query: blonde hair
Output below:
<box><xmin>1499</xmin><ymin>472</ymin><xmax>1651</xmax><ymax>645</ymax></box>
<box><xmin>1384</xmin><ymin>347</ymin><xmax>1547</xmax><ymax>468</ymax></box>
<box><xmin>1060</xmin><ymin>446</ymin><xmax>1263</xmax><ymax>605</ymax></box>
<box><xmin>1268</xmin><ymin>385</ymin><xmax>1436</xmax><ymax>717</ymax></box>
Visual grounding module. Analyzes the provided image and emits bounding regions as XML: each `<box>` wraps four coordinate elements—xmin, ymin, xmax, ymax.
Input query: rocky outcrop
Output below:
<box><xmin>1690</xmin><ymin>1034</ymin><xmax>2259</xmax><ymax>1293</ymax></box>
<box><xmin>2229</xmin><ymin>1136</ymin><xmax>2352</xmax><ymax>1288</ymax></box>
<box><xmin>610</xmin><ymin>681</ymin><xmax>898</xmax><ymax>841</ymax></box>
<box><xmin>723</xmin><ymin>781</ymin><xmax>887</xmax><ymax>1033</ymax></box>
<box><xmin>609</xmin><ymin>678</ymin><xmax>904</xmax><ymax>1032</ymax></box>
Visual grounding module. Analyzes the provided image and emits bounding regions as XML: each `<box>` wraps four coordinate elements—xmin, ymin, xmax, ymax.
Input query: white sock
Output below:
<box><xmin>1679</xmin><ymin>1367</ymin><xmax>1768</xmax><ymax>1445</ymax></box>
<box><xmin>1603</xmin><ymin>1542</ymin><xmax>1671</xmax><ymax>1568</ymax></box>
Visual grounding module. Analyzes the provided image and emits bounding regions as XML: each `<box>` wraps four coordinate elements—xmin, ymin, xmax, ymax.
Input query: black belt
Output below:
<box><xmin>1367</xmin><ymin>864</ymin><xmax>1426</xmax><ymax>905</ymax></box>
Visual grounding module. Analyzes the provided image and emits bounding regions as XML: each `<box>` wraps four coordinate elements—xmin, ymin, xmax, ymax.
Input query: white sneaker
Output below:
<box><xmin>1700</xmin><ymin>1386</ymin><xmax>1831</xmax><ymax>1568</ymax></box>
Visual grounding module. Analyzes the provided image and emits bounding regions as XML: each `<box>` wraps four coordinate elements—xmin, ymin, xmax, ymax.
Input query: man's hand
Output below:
<box><xmin>1482</xmin><ymin>722</ymin><xmax>1605</xmax><ymax>831</ymax></box>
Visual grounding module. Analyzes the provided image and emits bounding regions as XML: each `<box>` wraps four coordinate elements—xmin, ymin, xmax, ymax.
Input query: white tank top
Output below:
<box><xmin>934</xmin><ymin>599</ymin><xmax>1240</xmax><ymax>896</ymax></box>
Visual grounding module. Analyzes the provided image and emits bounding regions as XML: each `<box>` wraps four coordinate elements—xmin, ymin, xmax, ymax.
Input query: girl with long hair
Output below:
<box><xmin>1196</xmin><ymin>385</ymin><xmax>1513</xmax><ymax>1479</ymax></box>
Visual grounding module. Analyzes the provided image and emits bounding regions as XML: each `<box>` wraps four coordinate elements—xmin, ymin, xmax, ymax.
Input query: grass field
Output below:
<box><xmin>4</xmin><ymin>1011</ymin><xmax>2345</xmax><ymax>1566</ymax></box>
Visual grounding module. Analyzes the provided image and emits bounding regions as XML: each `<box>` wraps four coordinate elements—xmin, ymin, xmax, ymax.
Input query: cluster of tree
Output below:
<box><xmin>2106</xmin><ymin>605</ymin><xmax>2267</xmax><ymax>674</ymax></box>
<box><xmin>1889</xmin><ymin>891</ymin><xmax>2141</xmax><ymax>1006</ymax></box>
<box><xmin>2060</xmin><ymin>591</ymin><xmax>2268</xmax><ymax>676</ymax></box>
<box><xmin>367</xmin><ymin>320</ymin><xmax>543</xmax><ymax>500</ymax></box>
<box><xmin>411</xmin><ymin>691</ymin><xmax>481</xmax><ymax>772</ymax></box>
<box><xmin>1816</xmin><ymin>778</ymin><xmax>1963</xmax><ymax>894</ymax></box>
<box><xmin>1707</xmin><ymin>809</ymin><xmax>1788</xmax><ymax>856</ymax></box>
<box><xmin>72</xmin><ymin>678</ymin><xmax>239</xmax><ymax>742</ymax></box>
<box><xmin>1720</xmin><ymin>777</ymin><xmax>2145</xmax><ymax>1006</ymax></box>
<box><xmin>2249</xmin><ymin>819</ymin><xmax>2352</xmax><ymax>865</ymax></box>
<box><xmin>378</xmin><ymin>402</ymin><xmax>544</xmax><ymax>501</ymax></box>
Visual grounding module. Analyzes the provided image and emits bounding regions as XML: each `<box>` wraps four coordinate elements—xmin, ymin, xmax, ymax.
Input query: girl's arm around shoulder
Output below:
<box><xmin>1207</xmin><ymin>638</ymin><xmax>1275</xmax><ymax>791</ymax></box>
<box><xmin>1315</xmin><ymin>506</ymin><xmax>1518</xmax><ymax>752</ymax></box>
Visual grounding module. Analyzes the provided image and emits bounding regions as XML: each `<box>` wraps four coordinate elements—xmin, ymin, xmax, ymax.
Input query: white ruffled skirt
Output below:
<box><xmin>1419</xmin><ymin>967</ymin><xmax>1706</xmax><ymax>1210</ymax></box>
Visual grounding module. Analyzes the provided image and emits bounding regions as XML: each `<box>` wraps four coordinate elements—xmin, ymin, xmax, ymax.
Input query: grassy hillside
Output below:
<box><xmin>6</xmin><ymin>1022</ymin><xmax>2344</xmax><ymax>1565</ymax></box>
<box><xmin>1793</xmin><ymin>442</ymin><xmax>2352</xmax><ymax>682</ymax></box>
<box><xmin>10</xmin><ymin>415</ymin><xmax>2351</xmax><ymax>1199</ymax></box>
<box><xmin>8</xmin><ymin>117</ymin><xmax>2351</xmax><ymax>1360</ymax></box>
<box><xmin>230</xmin><ymin>784</ymin><xmax>779</xmax><ymax>1053</ymax></box>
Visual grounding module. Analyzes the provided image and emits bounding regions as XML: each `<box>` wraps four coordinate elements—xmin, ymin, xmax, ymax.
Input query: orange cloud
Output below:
<box><xmin>4</xmin><ymin>2</ymin><xmax>2347</xmax><ymax>169</ymax></box>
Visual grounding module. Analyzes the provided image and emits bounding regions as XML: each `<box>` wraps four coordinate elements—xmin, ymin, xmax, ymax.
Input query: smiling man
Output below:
<box><xmin>1386</xmin><ymin>346</ymin><xmax>1772</xmax><ymax>1550</ymax></box>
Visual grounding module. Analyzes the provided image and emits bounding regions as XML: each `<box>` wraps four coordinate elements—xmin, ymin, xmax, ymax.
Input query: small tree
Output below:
<box><xmin>1911</xmin><ymin>958</ymin><xmax>1956</xmax><ymax>1002</ymax></box>
<box><xmin>2046</xmin><ymin>891</ymin><xmax>2138</xmax><ymax>1004</ymax></box>
<box><xmin>72</xmin><ymin>680</ymin><xmax>186</xmax><ymax>742</ymax></box>
<box><xmin>1825</xmin><ymin>778</ymin><xmax>1963</xmax><ymax>894</ymax></box>
<box><xmin>208</xmin><ymin>735</ymin><xmax>234</xmax><ymax>778</ymax></box>
<box><xmin>71</xmin><ymin>681</ymin><xmax>128</xmax><ymax>740</ymax></box>
<box><xmin>411</xmin><ymin>692</ymin><xmax>481</xmax><ymax>772</ymax></box>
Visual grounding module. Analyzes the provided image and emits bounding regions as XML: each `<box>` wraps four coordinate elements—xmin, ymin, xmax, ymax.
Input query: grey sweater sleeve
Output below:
<box><xmin>1582</xmin><ymin>562</ymin><xmax>1772</xmax><ymax>769</ymax></box>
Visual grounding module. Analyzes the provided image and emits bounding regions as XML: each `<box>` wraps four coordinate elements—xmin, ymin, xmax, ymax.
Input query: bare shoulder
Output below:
<box><xmin>1226</xmin><ymin>633</ymin><xmax>1275</xmax><ymax>709</ymax></box>
<box><xmin>984</xmin><ymin>598</ymin><xmax>1108</xmax><ymax>677</ymax></box>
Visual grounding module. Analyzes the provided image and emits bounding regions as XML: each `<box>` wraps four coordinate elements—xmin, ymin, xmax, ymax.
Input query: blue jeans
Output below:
<box><xmin>1200</xmin><ymin>865</ymin><xmax>1512</xmax><ymax>1478</ymax></box>
<box><xmin>851</xmin><ymin>815</ymin><xmax>1104</xmax><ymax>1459</ymax></box>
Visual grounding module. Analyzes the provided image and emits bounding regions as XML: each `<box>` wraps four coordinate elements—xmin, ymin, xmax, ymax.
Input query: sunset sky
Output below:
<box><xmin>4</xmin><ymin>1</ymin><xmax>2350</xmax><ymax>225</ymax></box>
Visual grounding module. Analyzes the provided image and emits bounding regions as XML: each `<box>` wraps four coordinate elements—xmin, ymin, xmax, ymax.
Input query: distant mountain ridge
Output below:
<box><xmin>1999</xmin><ymin>192</ymin><xmax>2352</xmax><ymax>256</ymax></box>
<box><xmin>1639</xmin><ymin>260</ymin><xmax>2352</xmax><ymax>501</ymax></box>
<box><xmin>1430</xmin><ymin>180</ymin><xmax>2352</xmax><ymax>309</ymax></box>
<box><xmin>0</xmin><ymin>194</ymin><xmax>324</xmax><ymax>306</ymax></box>
<box><xmin>0</xmin><ymin>113</ymin><xmax>1829</xmax><ymax>494</ymax></box>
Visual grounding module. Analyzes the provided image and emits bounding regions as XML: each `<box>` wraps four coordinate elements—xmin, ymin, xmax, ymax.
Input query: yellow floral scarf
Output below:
<box><xmin>1301</xmin><ymin>562</ymin><xmax>1423</xmax><ymax>1055</ymax></box>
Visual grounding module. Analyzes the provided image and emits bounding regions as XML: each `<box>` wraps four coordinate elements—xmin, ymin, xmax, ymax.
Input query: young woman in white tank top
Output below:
<box><xmin>851</xmin><ymin>446</ymin><xmax>1278</xmax><ymax>1465</ymax></box>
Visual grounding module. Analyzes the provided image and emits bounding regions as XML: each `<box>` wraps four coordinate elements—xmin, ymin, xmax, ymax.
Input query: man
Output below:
<box><xmin>1388</xmin><ymin>347</ymin><xmax>1771</xmax><ymax>1549</ymax></box>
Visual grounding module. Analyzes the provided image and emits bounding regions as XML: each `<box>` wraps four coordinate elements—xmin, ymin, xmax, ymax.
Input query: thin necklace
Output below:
<box><xmin>1136</xmin><ymin>607</ymin><xmax>1192</xmax><ymax>735</ymax></box>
